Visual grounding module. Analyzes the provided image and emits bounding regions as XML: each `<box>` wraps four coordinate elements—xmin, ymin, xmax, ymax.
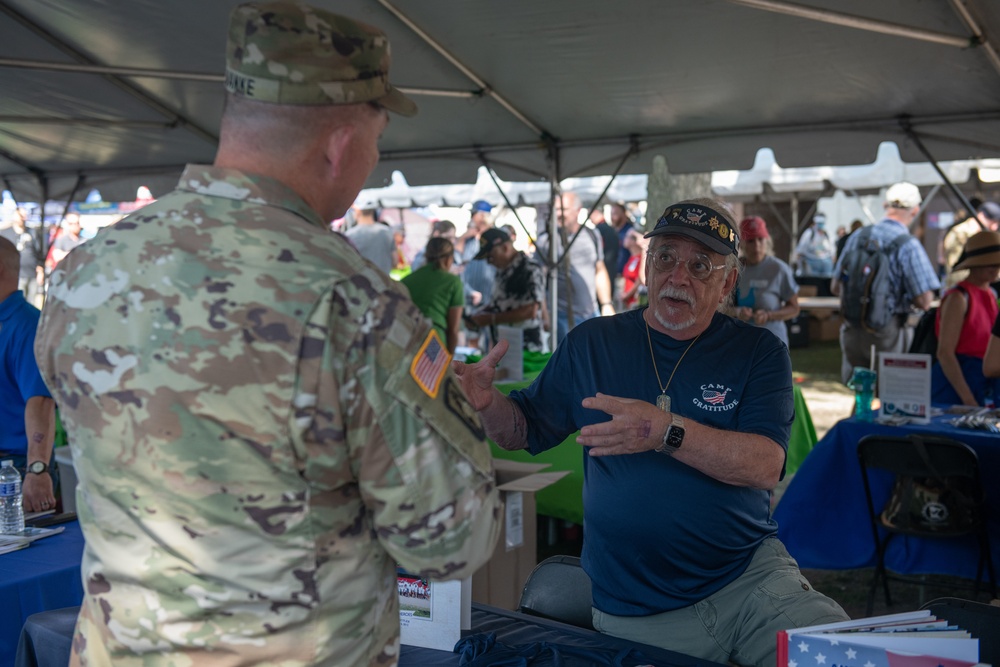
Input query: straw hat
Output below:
<box><xmin>952</xmin><ymin>230</ymin><xmax>1000</xmax><ymax>270</ymax></box>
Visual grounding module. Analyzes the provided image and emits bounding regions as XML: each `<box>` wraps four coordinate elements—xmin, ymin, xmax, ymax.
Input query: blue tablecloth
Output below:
<box><xmin>774</xmin><ymin>413</ymin><xmax>1000</xmax><ymax>578</ymax></box>
<box><xmin>0</xmin><ymin>521</ymin><xmax>84</xmax><ymax>667</ymax></box>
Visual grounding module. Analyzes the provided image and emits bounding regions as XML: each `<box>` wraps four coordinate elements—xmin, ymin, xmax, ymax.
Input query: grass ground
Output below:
<box><xmin>538</xmin><ymin>338</ymin><xmax>994</xmax><ymax>619</ymax></box>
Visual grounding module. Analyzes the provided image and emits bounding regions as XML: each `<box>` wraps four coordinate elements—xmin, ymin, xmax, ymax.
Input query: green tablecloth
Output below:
<box><xmin>786</xmin><ymin>384</ymin><xmax>818</xmax><ymax>476</ymax></box>
<box><xmin>489</xmin><ymin>376</ymin><xmax>818</xmax><ymax>525</ymax></box>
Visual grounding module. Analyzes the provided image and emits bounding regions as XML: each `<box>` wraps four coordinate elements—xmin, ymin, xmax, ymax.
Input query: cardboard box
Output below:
<box><xmin>785</xmin><ymin>315</ymin><xmax>810</xmax><ymax>349</ymax></box>
<box><xmin>809</xmin><ymin>314</ymin><xmax>842</xmax><ymax>342</ymax></box>
<box><xmin>471</xmin><ymin>460</ymin><xmax>569</xmax><ymax>610</ymax></box>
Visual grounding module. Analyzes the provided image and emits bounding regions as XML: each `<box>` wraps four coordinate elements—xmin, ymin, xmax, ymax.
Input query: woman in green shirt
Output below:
<box><xmin>401</xmin><ymin>237</ymin><xmax>465</xmax><ymax>353</ymax></box>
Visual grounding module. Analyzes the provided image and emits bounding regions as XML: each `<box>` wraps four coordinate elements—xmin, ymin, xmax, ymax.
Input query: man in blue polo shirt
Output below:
<box><xmin>0</xmin><ymin>237</ymin><xmax>56</xmax><ymax>513</ymax></box>
<box><xmin>454</xmin><ymin>197</ymin><xmax>847</xmax><ymax>667</ymax></box>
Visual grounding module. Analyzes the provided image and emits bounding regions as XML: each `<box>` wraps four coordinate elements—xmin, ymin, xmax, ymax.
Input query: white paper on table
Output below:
<box><xmin>399</xmin><ymin>576</ymin><xmax>469</xmax><ymax>650</ymax></box>
<box><xmin>878</xmin><ymin>352</ymin><xmax>932</xmax><ymax>424</ymax></box>
<box><xmin>494</xmin><ymin>325</ymin><xmax>523</xmax><ymax>383</ymax></box>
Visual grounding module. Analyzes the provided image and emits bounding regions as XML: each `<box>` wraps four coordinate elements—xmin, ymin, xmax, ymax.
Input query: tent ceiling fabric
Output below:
<box><xmin>2</xmin><ymin>0</ymin><xmax>1000</xmax><ymax>203</ymax></box>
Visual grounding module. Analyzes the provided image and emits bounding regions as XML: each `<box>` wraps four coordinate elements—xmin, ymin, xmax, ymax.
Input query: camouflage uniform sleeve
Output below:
<box><xmin>307</xmin><ymin>278</ymin><xmax>501</xmax><ymax>580</ymax></box>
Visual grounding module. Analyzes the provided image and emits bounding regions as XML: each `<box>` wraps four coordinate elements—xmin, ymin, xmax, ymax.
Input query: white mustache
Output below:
<box><xmin>659</xmin><ymin>286</ymin><xmax>694</xmax><ymax>307</ymax></box>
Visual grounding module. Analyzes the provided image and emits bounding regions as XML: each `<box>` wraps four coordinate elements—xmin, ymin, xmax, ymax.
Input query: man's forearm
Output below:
<box><xmin>673</xmin><ymin>419</ymin><xmax>785</xmax><ymax>490</ymax></box>
<box><xmin>25</xmin><ymin>396</ymin><xmax>55</xmax><ymax>464</ymax></box>
<box><xmin>912</xmin><ymin>290</ymin><xmax>933</xmax><ymax>311</ymax></box>
<box><xmin>495</xmin><ymin>303</ymin><xmax>537</xmax><ymax>325</ymax></box>
<box><xmin>481</xmin><ymin>390</ymin><xmax>529</xmax><ymax>451</ymax></box>
<box><xmin>595</xmin><ymin>265</ymin><xmax>612</xmax><ymax>306</ymax></box>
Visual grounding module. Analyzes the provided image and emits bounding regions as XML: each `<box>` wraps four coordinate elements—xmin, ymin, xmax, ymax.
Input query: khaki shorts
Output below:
<box><xmin>592</xmin><ymin>538</ymin><xmax>848</xmax><ymax>667</ymax></box>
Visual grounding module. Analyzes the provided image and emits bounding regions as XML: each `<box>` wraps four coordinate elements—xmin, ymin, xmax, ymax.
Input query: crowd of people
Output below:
<box><xmin>346</xmin><ymin>191</ymin><xmax>648</xmax><ymax>354</ymax></box>
<box><xmin>0</xmin><ymin>208</ymin><xmax>86</xmax><ymax>309</ymax></box>
<box><xmin>3</xmin><ymin>3</ymin><xmax>999</xmax><ymax>667</ymax></box>
<box><xmin>827</xmin><ymin>184</ymin><xmax>1000</xmax><ymax>408</ymax></box>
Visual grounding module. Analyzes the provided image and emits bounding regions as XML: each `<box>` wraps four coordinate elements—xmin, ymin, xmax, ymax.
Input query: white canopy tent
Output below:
<box><xmin>360</xmin><ymin>145</ymin><xmax>1000</xmax><ymax>212</ymax></box>
<box><xmin>712</xmin><ymin>144</ymin><xmax>1000</xmax><ymax>198</ymax></box>
<box><xmin>353</xmin><ymin>167</ymin><xmax>650</xmax><ymax>210</ymax></box>
<box><xmin>1</xmin><ymin>0</ymin><xmax>999</xmax><ymax>204</ymax></box>
<box><xmin>3</xmin><ymin>0</ymin><xmax>1000</xmax><ymax>343</ymax></box>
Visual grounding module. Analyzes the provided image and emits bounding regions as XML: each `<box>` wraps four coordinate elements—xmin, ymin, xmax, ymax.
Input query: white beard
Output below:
<box><xmin>652</xmin><ymin>286</ymin><xmax>697</xmax><ymax>331</ymax></box>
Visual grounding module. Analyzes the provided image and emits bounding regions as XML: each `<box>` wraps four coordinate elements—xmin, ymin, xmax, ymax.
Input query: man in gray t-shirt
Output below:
<box><xmin>534</xmin><ymin>192</ymin><xmax>613</xmax><ymax>345</ymax></box>
<box><xmin>344</xmin><ymin>207</ymin><xmax>395</xmax><ymax>274</ymax></box>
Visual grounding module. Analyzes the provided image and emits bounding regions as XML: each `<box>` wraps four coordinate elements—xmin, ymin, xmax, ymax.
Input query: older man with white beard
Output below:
<box><xmin>453</xmin><ymin>197</ymin><xmax>848</xmax><ymax>667</ymax></box>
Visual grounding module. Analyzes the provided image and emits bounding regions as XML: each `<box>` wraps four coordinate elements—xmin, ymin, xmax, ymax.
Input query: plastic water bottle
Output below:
<box><xmin>0</xmin><ymin>460</ymin><xmax>25</xmax><ymax>535</ymax></box>
<box><xmin>848</xmin><ymin>367</ymin><xmax>878</xmax><ymax>423</ymax></box>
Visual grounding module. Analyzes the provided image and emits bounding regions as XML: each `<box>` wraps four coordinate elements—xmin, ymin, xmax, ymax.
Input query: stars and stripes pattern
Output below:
<box><xmin>410</xmin><ymin>330</ymin><xmax>451</xmax><ymax>398</ymax></box>
<box><xmin>789</xmin><ymin>633</ymin><xmax>975</xmax><ymax>667</ymax></box>
<box><xmin>702</xmin><ymin>388</ymin><xmax>730</xmax><ymax>405</ymax></box>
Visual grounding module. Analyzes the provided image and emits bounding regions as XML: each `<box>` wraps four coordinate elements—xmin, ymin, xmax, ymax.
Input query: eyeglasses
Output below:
<box><xmin>649</xmin><ymin>247</ymin><xmax>726</xmax><ymax>281</ymax></box>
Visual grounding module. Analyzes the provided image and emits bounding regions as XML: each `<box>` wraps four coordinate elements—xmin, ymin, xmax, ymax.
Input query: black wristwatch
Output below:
<box><xmin>27</xmin><ymin>460</ymin><xmax>49</xmax><ymax>475</ymax></box>
<box><xmin>656</xmin><ymin>413</ymin><xmax>686</xmax><ymax>456</ymax></box>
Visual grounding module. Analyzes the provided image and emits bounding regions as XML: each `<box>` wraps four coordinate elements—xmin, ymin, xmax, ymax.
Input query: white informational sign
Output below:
<box><xmin>398</xmin><ymin>574</ymin><xmax>470</xmax><ymax>650</ymax></box>
<box><xmin>878</xmin><ymin>352</ymin><xmax>932</xmax><ymax>424</ymax></box>
<box><xmin>494</xmin><ymin>325</ymin><xmax>524</xmax><ymax>383</ymax></box>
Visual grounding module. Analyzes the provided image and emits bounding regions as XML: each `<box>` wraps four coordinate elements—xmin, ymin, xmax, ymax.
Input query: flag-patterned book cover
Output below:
<box><xmin>778</xmin><ymin>611</ymin><xmax>979</xmax><ymax>667</ymax></box>
<box><xmin>783</xmin><ymin>632</ymin><xmax>977</xmax><ymax>667</ymax></box>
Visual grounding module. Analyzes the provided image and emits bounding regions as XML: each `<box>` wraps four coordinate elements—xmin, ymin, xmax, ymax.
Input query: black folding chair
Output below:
<box><xmin>857</xmin><ymin>433</ymin><xmax>997</xmax><ymax>616</ymax></box>
<box><xmin>517</xmin><ymin>555</ymin><xmax>594</xmax><ymax>630</ymax></box>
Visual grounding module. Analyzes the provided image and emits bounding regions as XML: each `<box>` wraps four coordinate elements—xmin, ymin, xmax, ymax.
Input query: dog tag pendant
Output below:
<box><xmin>656</xmin><ymin>393</ymin><xmax>670</xmax><ymax>412</ymax></box>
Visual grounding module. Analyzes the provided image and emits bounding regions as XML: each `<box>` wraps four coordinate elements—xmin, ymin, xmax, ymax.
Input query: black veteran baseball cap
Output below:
<box><xmin>225</xmin><ymin>1</ymin><xmax>417</xmax><ymax>116</ymax></box>
<box><xmin>474</xmin><ymin>228</ymin><xmax>511</xmax><ymax>260</ymax></box>
<box><xmin>645</xmin><ymin>201</ymin><xmax>739</xmax><ymax>256</ymax></box>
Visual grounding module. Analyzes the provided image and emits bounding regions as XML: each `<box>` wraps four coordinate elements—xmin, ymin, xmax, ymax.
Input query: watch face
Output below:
<box><xmin>667</xmin><ymin>426</ymin><xmax>685</xmax><ymax>449</ymax></box>
<box><xmin>28</xmin><ymin>461</ymin><xmax>47</xmax><ymax>474</ymax></box>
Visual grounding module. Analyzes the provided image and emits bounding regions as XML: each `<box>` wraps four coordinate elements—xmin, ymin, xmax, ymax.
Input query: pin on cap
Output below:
<box><xmin>645</xmin><ymin>202</ymin><xmax>739</xmax><ymax>256</ymax></box>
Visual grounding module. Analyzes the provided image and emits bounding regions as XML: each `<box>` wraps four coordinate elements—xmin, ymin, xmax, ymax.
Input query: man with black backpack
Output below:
<box><xmin>830</xmin><ymin>182</ymin><xmax>940</xmax><ymax>383</ymax></box>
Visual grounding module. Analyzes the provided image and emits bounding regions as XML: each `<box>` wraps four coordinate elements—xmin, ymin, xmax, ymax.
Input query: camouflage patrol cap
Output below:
<box><xmin>226</xmin><ymin>2</ymin><xmax>417</xmax><ymax>115</ymax></box>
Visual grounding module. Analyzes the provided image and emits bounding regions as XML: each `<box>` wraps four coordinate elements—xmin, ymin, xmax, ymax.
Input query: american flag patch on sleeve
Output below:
<box><xmin>409</xmin><ymin>329</ymin><xmax>452</xmax><ymax>398</ymax></box>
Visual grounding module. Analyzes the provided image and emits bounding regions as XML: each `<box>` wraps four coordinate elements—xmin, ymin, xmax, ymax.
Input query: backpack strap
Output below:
<box><xmin>846</xmin><ymin>225</ymin><xmax>876</xmax><ymax>256</ymax></box>
<box><xmin>887</xmin><ymin>231</ymin><xmax>911</xmax><ymax>255</ymax></box>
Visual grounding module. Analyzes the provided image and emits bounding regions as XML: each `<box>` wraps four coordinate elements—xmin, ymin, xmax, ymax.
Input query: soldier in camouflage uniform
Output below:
<box><xmin>34</xmin><ymin>3</ymin><xmax>501</xmax><ymax>665</ymax></box>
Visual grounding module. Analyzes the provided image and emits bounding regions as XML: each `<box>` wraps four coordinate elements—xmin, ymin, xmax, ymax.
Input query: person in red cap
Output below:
<box><xmin>735</xmin><ymin>216</ymin><xmax>800</xmax><ymax>347</ymax></box>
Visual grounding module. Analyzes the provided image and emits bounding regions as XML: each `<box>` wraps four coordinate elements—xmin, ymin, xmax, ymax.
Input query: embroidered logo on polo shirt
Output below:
<box><xmin>692</xmin><ymin>383</ymin><xmax>739</xmax><ymax>412</ymax></box>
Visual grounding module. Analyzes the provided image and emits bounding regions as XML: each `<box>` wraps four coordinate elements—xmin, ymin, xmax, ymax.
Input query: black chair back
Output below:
<box><xmin>857</xmin><ymin>433</ymin><xmax>997</xmax><ymax>615</ymax></box>
<box><xmin>517</xmin><ymin>555</ymin><xmax>594</xmax><ymax>631</ymax></box>
<box><xmin>860</xmin><ymin>434</ymin><xmax>982</xmax><ymax>536</ymax></box>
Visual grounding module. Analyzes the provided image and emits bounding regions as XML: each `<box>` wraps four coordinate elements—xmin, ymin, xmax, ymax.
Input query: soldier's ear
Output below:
<box><xmin>323</xmin><ymin>124</ymin><xmax>357</xmax><ymax>183</ymax></box>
